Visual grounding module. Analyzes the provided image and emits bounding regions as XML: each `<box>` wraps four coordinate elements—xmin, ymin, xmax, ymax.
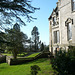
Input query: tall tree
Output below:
<box><xmin>31</xmin><ymin>26</ymin><xmax>39</xmax><ymax>51</ymax></box>
<box><xmin>0</xmin><ymin>0</ymin><xmax>39</xmax><ymax>30</ymax></box>
<box><xmin>40</xmin><ymin>42</ymin><xmax>44</xmax><ymax>51</ymax></box>
<box><xmin>6</xmin><ymin>23</ymin><xmax>28</xmax><ymax>59</ymax></box>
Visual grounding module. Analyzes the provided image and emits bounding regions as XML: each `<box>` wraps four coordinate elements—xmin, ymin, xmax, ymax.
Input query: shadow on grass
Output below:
<box><xmin>10</xmin><ymin>58</ymin><xmax>49</xmax><ymax>66</ymax></box>
<box><xmin>27</xmin><ymin>58</ymin><xmax>48</xmax><ymax>64</ymax></box>
<box><xmin>0</xmin><ymin>66</ymin><xmax>8</xmax><ymax>70</ymax></box>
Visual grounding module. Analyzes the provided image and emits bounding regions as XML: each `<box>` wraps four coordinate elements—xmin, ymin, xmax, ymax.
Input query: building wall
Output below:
<box><xmin>59</xmin><ymin>0</ymin><xmax>71</xmax><ymax>45</ymax></box>
<box><xmin>49</xmin><ymin>0</ymin><xmax>75</xmax><ymax>54</ymax></box>
<box><xmin>59</xmin><ymin>0</ymin><xmax>75</xmax><ymax>46</ymax></box>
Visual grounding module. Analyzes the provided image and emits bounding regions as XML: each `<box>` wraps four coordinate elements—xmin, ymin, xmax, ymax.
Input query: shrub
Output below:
<box><xmin>0</xmin><ymin>55</ymin><xmax>6</xmax><ymax>63</ymax></box>
<box><xmin>30</xmin><ymin>65</ymin><xmax>41</xmax><ymax>75</ymax></box>
<box><xmin>51</xmin><ymin>47</ymin><xmax>75</xmax><ymax>75</ymax></box>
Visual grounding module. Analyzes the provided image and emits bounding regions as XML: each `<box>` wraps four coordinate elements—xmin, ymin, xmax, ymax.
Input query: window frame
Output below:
<box><xmin>52</xmin><ymin>17</ymin><xmax>56</xmax><ymax>26</ymax></box>
<box><xmin>54</xmin><ymin>30</ymin><xmax>60</xmax><ymax>44</ymax></box>
<box><xmin>67</xmin><ymin>22</ymin><xmax>72</xmax><ymax>41</ymax></box>
<box><xmin>72</xmin><ymin>0</ymin><xmax>75</xmax><ymax>11</ymax></box>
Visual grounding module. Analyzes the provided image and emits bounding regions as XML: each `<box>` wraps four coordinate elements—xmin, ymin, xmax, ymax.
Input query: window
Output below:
<box><xmin>53</xmin><ymin>17</ymin><xmax>56</xmax><ymax>26</ymax></box>
<box><xmin>54</xmin><ymin>31</ymin><xmax>60</xmax><ymax>43</ymax></box>
<box><xmin>72</xmin><ymin>0</ymin><xmax>75</xmax><ymax>11</ymax></box>
<box><xmin>67</xmin><ymin>23</ymin><xmax>72</xmax><ymax>40</ymax></box>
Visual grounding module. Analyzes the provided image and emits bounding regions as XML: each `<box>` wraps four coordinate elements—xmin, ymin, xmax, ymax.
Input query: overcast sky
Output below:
<box><xmin>21</xmin><ymin>0</ymin><xmax>58</xmax><ymax>45</ymax></box>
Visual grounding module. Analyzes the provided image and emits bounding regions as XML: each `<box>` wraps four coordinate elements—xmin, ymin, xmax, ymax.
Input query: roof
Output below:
<box><xmin>48</xmin><ymin>7</ymin><xmax>58</xmax><ymax>20</ymax></box>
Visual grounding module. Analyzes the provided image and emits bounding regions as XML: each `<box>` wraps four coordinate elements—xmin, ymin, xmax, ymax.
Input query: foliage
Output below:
<box><xmin>0</xmin><ymin>43</ymin><xmax>6</xmax><ymax>53</ymax></box>
<box><xmin>6</xmin><ymin>23</ymin><xmax>28</xmax><ymax>59</ymax></box>
<box><xmin>30</xmin><ymin>65</ymin><xmax>41</xmax><ymax>75</ymax></box>
<box><xmin>0</xmin><ymin>0</ymin><xmax>39</xmax><ymax>30</ymax></box>
<box><xmin>0</xmin><ymin>55</ymin><xmax>6</xmax><ymax>63</ymax></box>
<box><xmin>51</xmin><ymin>47</ymin><xmax>75</xmax><ymax>75</ymax></box>
<box><xmin>31</xmin><ymin>26</ymin><xmax>39</xmax><ymax>51</ymax></box>
<box><xmin>44</xmin><ymin>45</ymin><xmax>49</xmax><ymax>52</ymax></box>
<box><xmin>40</xmin><ymin>42</ymin><xmax>44</xmax><ymax>51</ymax></box>
<box><xmin>0</xmin><ymin>32</ymin><xmax>8</xmax><ymax>53</ymax></box>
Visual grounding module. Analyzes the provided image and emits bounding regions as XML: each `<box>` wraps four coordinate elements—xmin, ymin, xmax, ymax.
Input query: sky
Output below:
<box><xmin>21</xmin><ymin>0</ymin><xmax>58</xmax><ymax>45</ymax></box>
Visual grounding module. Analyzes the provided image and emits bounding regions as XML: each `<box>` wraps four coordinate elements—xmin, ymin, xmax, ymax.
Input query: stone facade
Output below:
<box><xmin>48</xmin><ymin>0</ymin><xmax>75</xmax><ymax>54</ymax></box>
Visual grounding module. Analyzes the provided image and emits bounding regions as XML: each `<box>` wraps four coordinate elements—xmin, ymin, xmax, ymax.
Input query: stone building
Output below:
<box><xmin>48</xmin><ymin>0</ymin><xmax>75</xmax><ymax>54</ymax></box>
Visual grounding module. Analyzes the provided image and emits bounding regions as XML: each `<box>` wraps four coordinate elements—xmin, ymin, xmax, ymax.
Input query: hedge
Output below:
<box><xmin>0</xmin><ymin>55</ymin><xmax>6</xmax><ymax>63</ymax></box>
<box><xmin>7</xmin><ymin>52</ymin><xmax>50</xmax><ymax>65</ymax></box>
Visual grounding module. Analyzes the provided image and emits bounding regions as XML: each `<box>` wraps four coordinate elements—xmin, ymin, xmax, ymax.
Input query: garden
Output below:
<box><xmin>0</xmin><ymin>53</ymin><xmax>57</xmax><ymax>75</ymax></box>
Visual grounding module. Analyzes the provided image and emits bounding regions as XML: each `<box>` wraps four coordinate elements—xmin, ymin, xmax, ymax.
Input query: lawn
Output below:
<box><xmin>2</xmin><ymin>53</ymin><xmax>12</xmax><ymax>56</ymax></box>
<box><xmin>25</xmin><ymin>52</ymin><xmax>40</xmax><ymax>58</ymax></box>
<box><xmin>2</xmin><ymin>52</ymin><xmax>40</xmax><ymax>58</ymax></box>
<box><xmin>0</xmin><ymin>58</ymin><xmax>57</xmax><ymax>75</ymax></box>
<box><xmin>2</xmin><ymin>53</ymin><xmax>27</xmax><ymax>57</ymax></box>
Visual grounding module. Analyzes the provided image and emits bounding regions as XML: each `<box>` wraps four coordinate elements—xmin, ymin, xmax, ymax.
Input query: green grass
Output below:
<box><xmin>2</xmin><ymin>52</ymin><xmax>40</xmax><ymax>58</ymax></box>
<box><xmin>17</xmin><ymin>53</ymin><xmax>28</xmax><ymax>57</ymax></box>
<box><xmin>2</xmin><ymin>53</ymin><xmax>12</xmax><ymax>56</ymax></box>
<box><xmin>25</xmin><ymin>52</ymin><xmax>40</xmax><ymax>58</ymax></box>
<box><xmin>0</xmin><ymin>58</ymin><xmax>57</xmax><ymax>75</ymax></box>
<box><xmin>2</xmin><ymin>53</ymin><xmax>27</xmax><ymax>57</ymax></box>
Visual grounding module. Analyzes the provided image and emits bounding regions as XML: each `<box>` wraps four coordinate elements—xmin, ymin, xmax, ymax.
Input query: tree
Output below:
<box><xmin>0</xmin><ymin>32</ymin><xmax>8</xmax><ymax>53</ymax></box>
<box><xmin>31</xmin><ymin>26</ymin><xmax>39</xmax><ymax>51</ymax></box>
<box><xmin>6</xmin><ymin>23</ymin><xmax>28</xmax><ymax>59</ymax></box>
<box><xmin>0</xmin><ymin>0</ymin><xmax>39</xmax><ymax>55</ymax></box>
<box><xmin>29</xmin><ymin>37</ymin><xmax>32</xmax><ymax>51</ymax></box>
<box><xmin>0</xmin><ymin>0</ymin><xmax>39</xmax><ymax>30</ymax></box>
<box><xmin>40</xmin><ymin>42</ymin><xmax>44</xmax><ymax>51</ymax></box>
<box><xmin>44</xmin><ymin>45</ymin><xmax>49</xmax><ymax>52</ymax></box>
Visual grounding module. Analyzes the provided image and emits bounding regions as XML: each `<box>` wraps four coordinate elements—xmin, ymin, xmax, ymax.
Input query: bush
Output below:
<box><xmin>7</xmin><ymin>52</ymin><xmax>50</xmax><ymax>65</ymax></box>
<box><xmin>0</xmin><ymin>55</ymin><xmax>6</xmax><ymax>63</ymax></box>
<box><xmin>51</xmin><ymin>47</ymin><xmax>75</xmax><ymax>75</ymax></box>
<box><xmin>30</xmin><ymin>65</ymin><xmax>41</xmax><ymax>75</ymax></box>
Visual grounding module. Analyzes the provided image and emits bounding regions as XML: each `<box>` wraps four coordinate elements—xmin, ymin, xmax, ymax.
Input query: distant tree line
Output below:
<box><xmin>0</xmin><ymin>25</ymin><xmax>49</xmax><ymax>59</ymax></box>
<box><xmin>29</xmin><ymin>26</ymin><xmax>49</xmax><ymax>52</ymax></box>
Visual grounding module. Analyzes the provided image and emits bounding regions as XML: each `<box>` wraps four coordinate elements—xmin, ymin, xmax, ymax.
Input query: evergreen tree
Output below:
<box><xmin>6</xmin><ymin>23</ymin><xmax>28</xmax><ymax>59</ymax></box>
<box><xmin>31</xmin><ymin>26</ymin><xmax>39</xmax><ymax>51</ymax></box>
<box><xmin>0</xmin><ymin>0</ymin><xmax>39</xmax><ymax>29</ymax></box>
<box><xmin>40</xmin><ymin>42</ymin><xmax>44</xmax><ymax>51</ymax></box>
<box><xmin>0</xmin><ymin>32</ymin><xmax>7</xmax><ymax>53</ymax></box>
